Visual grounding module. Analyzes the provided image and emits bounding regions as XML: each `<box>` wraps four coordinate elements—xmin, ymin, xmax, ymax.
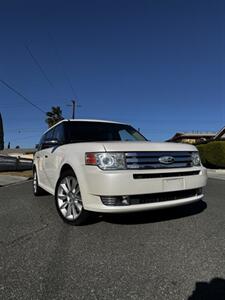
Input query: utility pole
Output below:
<box><xmin>67</xmin><ymin>100</ymin><xmax>81</xmax><ymax>119</ymax></box>
<box><xmin>71</xmin><ymin>100</ymin><xmax>75</xmax><ymax>119</ymax></box>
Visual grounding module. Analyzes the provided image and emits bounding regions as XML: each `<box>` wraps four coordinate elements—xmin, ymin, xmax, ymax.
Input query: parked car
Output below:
<box><xmin>33</xmin><ymin>119</ymin><xmax>208</xmax><ymax>225</ymax></box>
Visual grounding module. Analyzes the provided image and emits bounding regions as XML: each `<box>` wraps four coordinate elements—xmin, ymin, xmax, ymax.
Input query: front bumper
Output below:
<box><xmin>81</xmin><ymin>166</ymin><xmax>207</xmax><ymax>213</ymax></box>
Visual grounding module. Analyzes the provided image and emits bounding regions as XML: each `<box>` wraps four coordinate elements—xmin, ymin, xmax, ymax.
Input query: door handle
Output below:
<box><xmin>45</xmin><ymin>155</ymin><xmax>48</xmax><ymax>158</ymax></box>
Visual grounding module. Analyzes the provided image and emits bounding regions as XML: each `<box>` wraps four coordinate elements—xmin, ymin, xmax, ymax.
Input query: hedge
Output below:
<box><xmin>197</xmin><ymin>141</ymin><xmax>225</xmax><ymax>168</ymax></box>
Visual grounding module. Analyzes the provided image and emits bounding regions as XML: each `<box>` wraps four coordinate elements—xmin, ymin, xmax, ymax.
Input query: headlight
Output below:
<box><xmin>85</xmin><ymin>152</ymin><xmax>126</xmax><ymax>170</ymax></box>
<box><xmin>191</xmin><ymin>152</ymin><xmax>201</xmax><ymax>166</ymax></box>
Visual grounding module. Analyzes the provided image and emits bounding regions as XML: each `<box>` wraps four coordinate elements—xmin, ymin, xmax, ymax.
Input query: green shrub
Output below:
<box><xmin>197</xmin><ymin>144</ymin><xmax>207</xmax><ymax>166</ymax></box>
<box><xmin>197</xmin><ymin>141</ymin><xmax>225</xmax><ymax>168</ymax></box>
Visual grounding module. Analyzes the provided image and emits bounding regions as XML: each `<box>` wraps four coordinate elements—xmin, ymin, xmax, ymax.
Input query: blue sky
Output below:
<box><xmin>0</xmin><ymin>0</ymin><xmax>225</xmax><ymax>148</ymax></box>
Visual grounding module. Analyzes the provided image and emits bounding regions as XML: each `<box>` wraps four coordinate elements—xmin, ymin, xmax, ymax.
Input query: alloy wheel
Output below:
<box><xmin>33</xmin><ymin>170</ymin><xmax>37</xmax><ymax>194</ymax></box>
<box><xmin>57</xmin><ymin>176</ymin><xmax>83</xmax><ymax>221</ymax></box>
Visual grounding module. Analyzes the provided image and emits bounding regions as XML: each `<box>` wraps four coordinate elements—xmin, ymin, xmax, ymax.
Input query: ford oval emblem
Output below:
<box><xmin>159</xmin><ymin>156</ymin><xmax>175</xmax><ymax>164</ymax></box>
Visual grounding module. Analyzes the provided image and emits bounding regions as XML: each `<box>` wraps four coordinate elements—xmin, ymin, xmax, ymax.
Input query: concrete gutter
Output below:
<box><xmin>0</xmin><ymin>175</ymin><xmax>29</xmax><ymax>187</ymax></box>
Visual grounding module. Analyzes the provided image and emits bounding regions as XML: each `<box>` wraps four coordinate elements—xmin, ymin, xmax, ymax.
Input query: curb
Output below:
<box><xmin>207</xmin><ymin>169</ymin><xmax>225</xmax><ymax>174</ymax></box>
<box><xmin>0</xmin><ymin>177</ymin><xmax>31</xmax><ymax>188</ymax></box>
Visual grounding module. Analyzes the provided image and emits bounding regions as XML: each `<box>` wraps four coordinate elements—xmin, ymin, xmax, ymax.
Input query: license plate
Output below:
<box><xmin>163</xmin><ymin>178</ymin><xmax>184</xmax><ymax>192</ymax></box>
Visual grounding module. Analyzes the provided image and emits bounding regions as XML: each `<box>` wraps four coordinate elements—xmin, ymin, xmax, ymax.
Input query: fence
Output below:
<box><xmin>0</xmin><ymin>155</ymin><xmax>33</xmax><ymax>172</ymax></box>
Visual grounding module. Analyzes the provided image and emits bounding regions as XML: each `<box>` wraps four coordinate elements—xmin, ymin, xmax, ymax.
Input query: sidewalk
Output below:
<box><xmin>0</xmin><ymin>175</ymin><xmax>29</xmax><ymax>187</ymax></box>
<box><xmin>207</xmin><ymin>169</ymin><xmax>225</xmax><ymax>181</ymax></box>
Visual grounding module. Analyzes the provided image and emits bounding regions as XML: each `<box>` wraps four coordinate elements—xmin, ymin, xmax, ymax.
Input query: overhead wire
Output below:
<box><xmin>47</xmin><ymin>33</ymin><xmax>77</xmax><ymax>98</ymax></box>
<box><xmin>24</xmin><ymin>44</ymin><xmax>55</xmax><ymax>88</ymax></box>
<box><xmin>0</xmin><ymin>79</ymin><xmax>46</xmax><ymax>114</ymax></box>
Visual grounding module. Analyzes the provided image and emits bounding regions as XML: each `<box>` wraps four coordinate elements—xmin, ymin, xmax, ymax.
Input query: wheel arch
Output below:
<box><xmin>54</xmin><ymin>163</ymin><xmax>92</xmax><ymax>225</ymax></box>
<box><xmin>59</xmin><ymin>163</ymin><xmax>76</xmax><ymax>177</ymax></box>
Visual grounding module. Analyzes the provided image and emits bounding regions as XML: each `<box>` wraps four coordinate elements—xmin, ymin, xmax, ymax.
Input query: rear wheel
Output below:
<box><xmin>33</xmin><ymin>168</ymin><xmax>46</xmax><ymax>196</ymax></box>
<box><xmin>55</xmin><ymin>170</ymin><xmax>91</xmax><ymax>225</ymax></box>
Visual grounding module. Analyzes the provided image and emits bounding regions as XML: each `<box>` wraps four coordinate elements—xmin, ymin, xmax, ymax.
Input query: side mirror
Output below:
<box><xmin>43</xmin><ymin>139</ymin><xmax>60</xmax><ymax>148</ymax></box>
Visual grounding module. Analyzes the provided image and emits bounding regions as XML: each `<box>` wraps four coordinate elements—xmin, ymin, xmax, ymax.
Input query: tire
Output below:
<box><xmin>55</xmin><ymin>169</ymin><xmax>91</xmax><ymax>225</ymax></box>
<box><xmin>33</xmin><ymin>168</ymin><xmax>46</xmax><ymax>196</ymax></box>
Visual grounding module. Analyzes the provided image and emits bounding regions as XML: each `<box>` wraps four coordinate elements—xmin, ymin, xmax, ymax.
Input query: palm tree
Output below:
<box><xmin>45</xmin><ymin>106</ymin><xmax>64</xmax><ymax>128</ymax></box>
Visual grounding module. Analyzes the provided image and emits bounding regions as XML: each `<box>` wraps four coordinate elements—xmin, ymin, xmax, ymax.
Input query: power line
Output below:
<box><xmin>25</xmin><ymin>44</ymin><xmax>55</xmax><ymax>88</ymax></box>
<box><xmin>48</xmin><ymin>33</ymin><xmax>77</xmax><ymax>97</ymax></box>
<box><xmin>0</xmin><ymin>79</ymin><xmax>46</xmax><ymax>114</ymax></box>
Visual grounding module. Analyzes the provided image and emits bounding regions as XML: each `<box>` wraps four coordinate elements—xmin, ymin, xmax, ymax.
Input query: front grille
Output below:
<box><xmin>101</xmin><ymin>188</ymin><xmax>202</xmax><ymax>206</ymax></box>
<box><xmin>133</xmin><ymin>171</ymin><xmax>200</xmax><ymax>179</ymax></box>
<box><xmin>125</xmin><ymin>151</ymin><xmax>193</xmax><ymax>170</ymax></box>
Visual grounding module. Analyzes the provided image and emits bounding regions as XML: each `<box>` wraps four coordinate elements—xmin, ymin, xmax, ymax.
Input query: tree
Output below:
<box><xmin>45</xmin><ymin>106</ymin><xmax>64</xmax><ymax>128</ymax></box>
<box><xmin>0</xmin><ymin>113</ymin><xmax>4</xmax><ymax>150</ymax></box>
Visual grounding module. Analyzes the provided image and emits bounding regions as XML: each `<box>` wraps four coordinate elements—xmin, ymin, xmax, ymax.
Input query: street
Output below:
<box><xmin>0</xmin><ymin>179</ymin><xmax>225</xmax><ymax>300</ymax></box>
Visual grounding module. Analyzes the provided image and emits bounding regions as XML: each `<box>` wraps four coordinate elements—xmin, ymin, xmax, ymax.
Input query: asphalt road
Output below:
<box><xmin>0</xmin><ymin>179</ymin><xmax>225</xmax><ymax>300</ymax></box>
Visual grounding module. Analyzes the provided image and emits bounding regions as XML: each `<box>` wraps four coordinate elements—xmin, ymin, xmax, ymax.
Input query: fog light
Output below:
<box><xmin>101</xmin><ymin>195</ymin><xmax>130</xmax><ymax>206</ymax></box>
<box><xmin>101</xmin><ymin>196</ymin><xmax>118</xmax><ymax>206</ymax></box>
<box><xmin>122</xmin><ymin>196</ymin><xmax>130</xmax><ymax>205</ymax></box>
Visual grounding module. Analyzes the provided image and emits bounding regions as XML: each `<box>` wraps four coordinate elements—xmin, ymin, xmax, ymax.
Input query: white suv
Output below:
<box><xmin>33</xmin><ymin>119</ymin><xmax>207</xmax><ymax>225</ymax></box>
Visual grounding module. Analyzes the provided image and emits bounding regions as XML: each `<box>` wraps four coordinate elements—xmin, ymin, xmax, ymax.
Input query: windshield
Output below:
<box><xmin>65</xmin><ymin>121</ymin><xmax>147</xmax><ymax>143</ymax></box>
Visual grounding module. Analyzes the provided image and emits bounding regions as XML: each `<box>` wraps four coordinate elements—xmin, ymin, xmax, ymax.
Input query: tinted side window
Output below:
<box><xmin>40</xmin><ymin>129</ymin><xmax>54</xmax><ymax>150</ymax></box>
<box><xmin>37</xmin><ymin>134</ymin><xmax>46</xmax><ymax>151</ymax></box>
<box><xmin>45</xmin><ymin>129</ymin><xmax>54</xmax><ymax>140</ymax></box>
<box><xmin>53</xmin><ymin>124</ymin><xmax>65</xmax><ymax>144</ymax></box>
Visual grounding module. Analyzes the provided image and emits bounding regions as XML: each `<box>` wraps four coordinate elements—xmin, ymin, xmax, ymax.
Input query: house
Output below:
<box><xmin>167</xmin><ymin>132</ymin><xmax>216</xmax><ymax>144</ymax></box>
<box><xmin>213</xmin><ymin>126</ymin><xmax>225</xmax><ymax>141</ymax></box>
<box><xmin>167</xmin><ymin>125</ymin><xmax>225</xmax><ymax>144</ymax></box>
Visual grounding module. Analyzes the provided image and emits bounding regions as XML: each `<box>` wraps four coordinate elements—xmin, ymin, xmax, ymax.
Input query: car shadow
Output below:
<box><xmin>101</xmin><ymin>200</ymin><xmax>207</xmax><ymax>225</ymax></box>
<box><xmin>188</xmin><ymin>278</ymin><xmax>225</xmax><ymax>300</ymax></box>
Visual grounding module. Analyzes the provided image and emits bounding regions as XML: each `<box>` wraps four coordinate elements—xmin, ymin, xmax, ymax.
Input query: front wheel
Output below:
<box><xmin>55</xmin><ymin>170</ymin><xmax>91</xmax><ymax>225</ymax></box>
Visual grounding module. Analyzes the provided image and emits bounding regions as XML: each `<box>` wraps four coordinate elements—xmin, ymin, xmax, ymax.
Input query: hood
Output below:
<box><xmin>102</xmin><ymin>141</ymin><xmax>197</xmax><ymax>152</ymax></box>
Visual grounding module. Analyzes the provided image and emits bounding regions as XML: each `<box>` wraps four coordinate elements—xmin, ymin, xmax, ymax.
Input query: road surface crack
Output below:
<box><xmin>6</xmin><ymin>224</ymin><xmax>49</xmax><ymax>247</ymax></box>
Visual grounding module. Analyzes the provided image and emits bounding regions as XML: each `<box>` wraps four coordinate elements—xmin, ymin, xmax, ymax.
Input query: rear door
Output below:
<box><xmin>38</xmin><ymin>129</ymin><xmax>55</xmax><ymax>190</ymax></box>
<box><xmin>35</xmin><ymin>134</ymin><xmax>46</xmax><ymax>186</ymax></box>
<box><xmin>44</xmin><ymin>123</ymin><xmax>65</xmax><ymax>190</ymax></box>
